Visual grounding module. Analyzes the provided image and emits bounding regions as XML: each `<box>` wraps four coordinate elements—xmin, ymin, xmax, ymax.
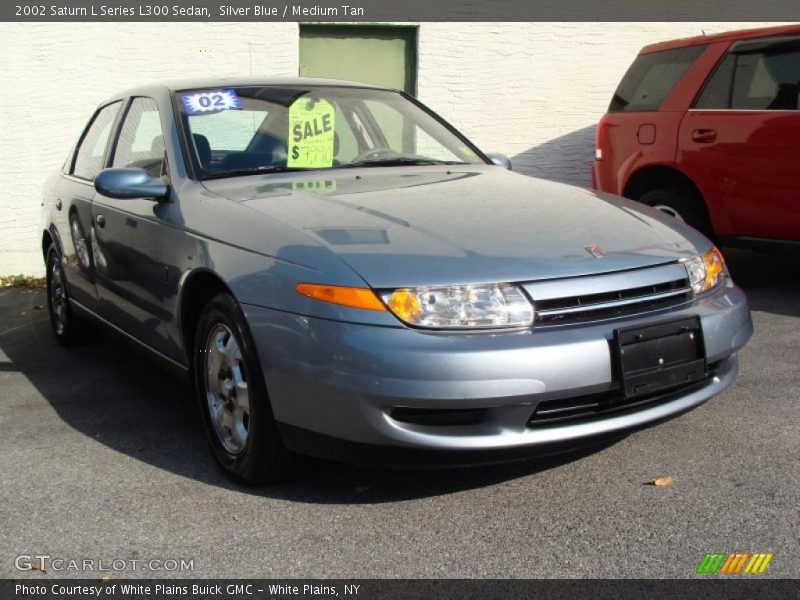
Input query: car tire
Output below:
<box><xmin>45</xmin><ymin>245</ymin><xmax>93</xmax><ymax>346</ymax></box>
<box><xmin>639</xmin><ymin>188</ymin><xmax>712</xmax><ymax>237</ymax></box>
<box><xmin>193</xmin><ymin>292</ymin><xmax>292</xmax><ymax>484</ymax></box>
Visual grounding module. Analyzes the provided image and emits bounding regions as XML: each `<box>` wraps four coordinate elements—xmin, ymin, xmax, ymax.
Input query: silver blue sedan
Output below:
<box><xmin>42</xmin><ymin>78</ymin><xmax>752</xmax><ymax>483</ymax></box>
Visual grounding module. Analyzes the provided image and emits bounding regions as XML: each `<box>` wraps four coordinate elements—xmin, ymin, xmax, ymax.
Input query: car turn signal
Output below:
<box><xmin>295</xmin><ymin>283</ymin><xmax>386</xmax><ymax>311</ymax></box>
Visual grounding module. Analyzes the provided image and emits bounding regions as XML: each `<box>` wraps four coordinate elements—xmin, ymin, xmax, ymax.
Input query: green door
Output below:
<box><xmin>299</xmin><ymin>25</ymin><xmax>417</xmax><ymax>94</ymax></box>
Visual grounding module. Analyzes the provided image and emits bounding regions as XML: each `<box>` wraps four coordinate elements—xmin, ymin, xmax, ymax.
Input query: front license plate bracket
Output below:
<box><xmin>614</xmin><ymin>316</ymin><xmax>707</xmax><ymax>398</ymax></box>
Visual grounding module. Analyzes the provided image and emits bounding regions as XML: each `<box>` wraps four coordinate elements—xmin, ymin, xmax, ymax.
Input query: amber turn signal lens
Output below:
<box><xmin>295</xmin><ymin>283</ymin><xmax>386</xmax><ymax>311</ymax></box>
<box><xmin>386</xmin><ymin>289</ymin><xmax>423</xmax><ymax>322</ymax></box>
<box><xmin>703</xmin><ymin>246</ymin><xmax>725</xmax><ymax>291</ymax></box>
<box><xmin>685</xmin><ymin>246</ymin><xmax>726</xmax><ymax>294</ymax></box>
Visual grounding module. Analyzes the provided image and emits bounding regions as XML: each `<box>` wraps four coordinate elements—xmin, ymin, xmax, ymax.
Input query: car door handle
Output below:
<box><xmin>95</xmin><ymin>214</ymin><xmax>106</xmax><ymax>228</ymax></box>
<box><xmin>692</xmin><ymin>129</ymin><xmax>717</xmax><ymax>143</ymax></box>
<box><xmin>55</xmin><ymin>199</ymin><xmax>63</xmax><ymax>211</ymax></box>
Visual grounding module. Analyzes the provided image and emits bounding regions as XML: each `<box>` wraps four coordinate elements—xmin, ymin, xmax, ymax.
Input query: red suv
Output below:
<box><xmin>593</xmin><ymin>25</ymin><xmax>800</xmax><ymax>251</ymax></box>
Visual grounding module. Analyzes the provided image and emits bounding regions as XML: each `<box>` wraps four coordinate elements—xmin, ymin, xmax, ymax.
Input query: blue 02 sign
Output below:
<box><xmin>181</xmin><ymin>89</ymin><xmax>243</xmax><ymax>114</ymax></box>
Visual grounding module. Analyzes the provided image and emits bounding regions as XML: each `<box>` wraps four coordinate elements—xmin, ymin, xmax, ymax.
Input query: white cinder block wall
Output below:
<box><xmin>0</xmin><ymin>22</ymin><xmax>298</xmax><ymax>276</ymax></box>
<box><xmin>416</xmin><ymin>23</ymin><xmax>781</xmax><ymax>182</ymax></box>
<box><xmin>0</xmin><ymin>22</ymin><xmax>780</xmax><ymax>275</ymax></box>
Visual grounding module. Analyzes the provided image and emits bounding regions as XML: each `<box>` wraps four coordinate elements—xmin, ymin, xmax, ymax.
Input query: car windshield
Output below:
<box><xmin>175</xmin><ymin>85</ymin><xmax>486</xmax><ymax>179</ymax></box>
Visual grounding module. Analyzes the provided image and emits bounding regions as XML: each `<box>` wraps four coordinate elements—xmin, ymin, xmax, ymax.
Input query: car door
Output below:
<box><xmin>57</xmin><ymin>101</ymin><xmax>123</xmax><ymax>310</ymax></box>
<box><xmin>91</xmin><ymin>96</ymin><xmax>181</xmax><ymax>357</ymax></box>
<box><xmin>679</xmin><ymin>36</ymin><xmax>800</xmax><ymax>240</ymax></box>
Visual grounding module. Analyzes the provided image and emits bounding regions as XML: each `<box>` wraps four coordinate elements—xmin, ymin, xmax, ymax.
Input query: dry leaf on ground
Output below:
<box><xmin>648</xmin><ymin>475</ymin><xmax>676</xmax><ymax>487</ymax></box>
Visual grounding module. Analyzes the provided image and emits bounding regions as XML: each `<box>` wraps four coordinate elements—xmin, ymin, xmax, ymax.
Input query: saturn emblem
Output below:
<box><xmin>585</xmin><ymin>244</ymin><xmax>607</xmax><ymax>258</ymax></box>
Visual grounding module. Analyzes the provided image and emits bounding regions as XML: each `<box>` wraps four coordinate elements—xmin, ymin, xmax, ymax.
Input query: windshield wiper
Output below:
<box><xmin>202</xmin><ymin>165</ymin><xmax>311</xmax><ymax>180</ymax></box>
<box><xmin>341</xmin><ymin>157</ymin><xmax>469</xmax><ymax>169</ymax></box>
<box><xmin>202</xmin><ymin>158</ymin><xmax>469</xmax><ymax>179</ymax></box>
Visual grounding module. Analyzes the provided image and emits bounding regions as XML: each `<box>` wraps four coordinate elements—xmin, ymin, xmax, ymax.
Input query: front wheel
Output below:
<box><xmin>193</xmin><ymin>292</ymin><xmax>292</xmax><ymax>484</ymax></box>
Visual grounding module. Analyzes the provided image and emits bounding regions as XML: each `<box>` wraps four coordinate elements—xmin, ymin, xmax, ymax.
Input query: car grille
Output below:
<box><xmin>527</xmin><ymin>362</ymin><xmax>720</xmax><ymax>428</ymax></box>
<box><xmin>535</xmin><ymin>278</ymin><xmax>692</xmax><ymax>322</ymax></box>
<box><xmin>522</xmin><ymin>263</ymin><xmax>693</xmax><ymax>325</ymax></box>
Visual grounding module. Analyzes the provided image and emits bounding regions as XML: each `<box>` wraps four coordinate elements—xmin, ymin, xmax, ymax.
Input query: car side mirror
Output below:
<box><xmin>485</xmin><ymin>153</ymin><xmax>512</xmax><ymax>171</ymax></box>
<box><xmin>95</xmin><ymin>168</ymin><xmax>169</xmax><ymax>201</ymax></box>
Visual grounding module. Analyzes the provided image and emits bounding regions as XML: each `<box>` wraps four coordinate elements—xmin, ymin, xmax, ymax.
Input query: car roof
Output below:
<box><xmin>641</xmin><ymin>24</ymin><xmax>800</xmax><ymax>54</ymax></box>
<box><xmin>101</xmin><ymin>76</ymin><xmax>386</xmax><ymax>104</ymax></box>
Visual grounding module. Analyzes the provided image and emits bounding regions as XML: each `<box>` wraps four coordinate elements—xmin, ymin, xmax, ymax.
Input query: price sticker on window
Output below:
<box><xmin>181</xmin><ymin>89</ymin><xmax>243</xmax><ymax>114</ymax></box>
<box><xmin>287</xmin><ymin>98</ymin><xmax>335</xmax><ymax>169</ymax></box>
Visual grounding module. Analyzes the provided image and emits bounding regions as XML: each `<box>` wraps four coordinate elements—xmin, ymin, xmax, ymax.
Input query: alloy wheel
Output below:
<box><xmin>204</xmin><ymin>323</ymin><xmax>251</xmax><ymax>454</ymax></box>
<box><xmin>49</xmin><ymin>258</ymin><xmax>68</xmax><ymax>335</ymax></box>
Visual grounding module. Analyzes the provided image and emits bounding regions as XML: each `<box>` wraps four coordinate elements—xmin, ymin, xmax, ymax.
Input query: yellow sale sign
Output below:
<box><xmin>287</xmin><ymin>98</ymin><xmax>335</xmax><ymax>169</ymax></box>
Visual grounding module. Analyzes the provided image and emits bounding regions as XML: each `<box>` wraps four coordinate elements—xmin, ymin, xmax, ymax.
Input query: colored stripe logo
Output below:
<box><xmin>697</xmin><ymin>552</ymin><xmax>774</xmax><ymax>574</ymax></box>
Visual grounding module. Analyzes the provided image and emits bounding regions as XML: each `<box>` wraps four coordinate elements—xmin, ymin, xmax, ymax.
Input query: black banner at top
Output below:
<box><xmin>4</xmin><ymin>0</ymin><xmax>800</xmax><ymax>22</ymax></box>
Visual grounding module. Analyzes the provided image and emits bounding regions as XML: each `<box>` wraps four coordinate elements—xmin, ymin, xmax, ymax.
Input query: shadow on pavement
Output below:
<box><xmin>722</xmin><ymin>248</ymin><xmax>800</xmax><ymax>318</ymax></box>
<box><xmin>0</xmin><ymin>287</ymin><xmax>614</xmax><ymax>504</ymax></box>
<box><xmin>0</xmin><ymin>247</ymin><xmax>793</xmax><ymax>503</ymax></box>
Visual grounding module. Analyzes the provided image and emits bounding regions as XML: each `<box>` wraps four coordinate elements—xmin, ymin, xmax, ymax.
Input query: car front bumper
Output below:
<box><xmin>243</xmin><ymin>279</ymin><xmax>752</xmax><ymax>466</ymax></box>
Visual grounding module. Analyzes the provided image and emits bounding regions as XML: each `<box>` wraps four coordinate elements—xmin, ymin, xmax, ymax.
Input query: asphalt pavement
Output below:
<box><xmin>0</xmin><ymin>248</ymin><xmax>798</xmax><ymax>578</ymax></box>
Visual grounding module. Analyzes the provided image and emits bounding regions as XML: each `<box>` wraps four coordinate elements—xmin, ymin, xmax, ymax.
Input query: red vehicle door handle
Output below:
<box><xmin>692</xmin><ymin>129</ymin><xmax>717</xmax><ymax>143</ymax></box>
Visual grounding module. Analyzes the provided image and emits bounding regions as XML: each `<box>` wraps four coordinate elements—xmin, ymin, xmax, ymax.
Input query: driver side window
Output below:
<box><xmin>112</xmin><ymin>97</ymin><xmax>165</xmax><ymax>177</ymax></box>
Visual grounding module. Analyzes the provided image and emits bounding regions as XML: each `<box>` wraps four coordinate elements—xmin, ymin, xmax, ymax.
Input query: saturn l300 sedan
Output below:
<box><xmin>41</xmin><ymin>78</ymin><xmax>753</xmax><ymax>483</ymax></box>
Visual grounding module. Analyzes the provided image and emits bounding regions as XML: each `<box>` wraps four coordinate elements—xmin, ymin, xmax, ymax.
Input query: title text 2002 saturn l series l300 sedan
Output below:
<box><xmin>42</xmin><ymin>78</ymin><xmax>753</xmax><ymax>483</ymax></box>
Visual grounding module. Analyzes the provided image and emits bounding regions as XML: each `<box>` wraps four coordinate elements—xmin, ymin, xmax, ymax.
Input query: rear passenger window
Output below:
<box><xmin>72</xmin><ymin>102</ymin><xmax>121</xmax><ymax>180</ymax></box>
<box><xmin>694</xmin><ymin>54</ymin><xmax>736</xmax><ymax>109</ymax></box>
<box><xmin>695</xmin><ymin>39</ymin><xmax>800</xmax><ymax>110</ymax></box>
<box><xmin>609</xmin><ymin>45</ymin><xmax>706</xmax><ymax>112</ymax></box>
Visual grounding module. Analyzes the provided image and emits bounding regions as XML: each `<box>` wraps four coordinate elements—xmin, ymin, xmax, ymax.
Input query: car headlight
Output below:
<box><xmin>684</xmin><ymin>246</ymin><xmax>726</xmax><ymax>294</ymax></box>
<box><xmin>382</xmin><ymin>284</ymin><xmax>534</xmax><ymax>329</ymax></box>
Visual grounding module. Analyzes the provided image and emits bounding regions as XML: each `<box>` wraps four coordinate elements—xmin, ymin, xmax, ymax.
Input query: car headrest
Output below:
<box><xmin>150</xmin><ymin>135</ymin><xmax>164</xmax><ymax>155</ymax></box>
<box><xmin>767</xmin><ymin>83</ymin><xmax>800</xmax><ymax>110</ymax></box>
<box><xmin>192</xmin><ymin>134</ymin><xmax>212</xmax><ymax>168</ymax></box>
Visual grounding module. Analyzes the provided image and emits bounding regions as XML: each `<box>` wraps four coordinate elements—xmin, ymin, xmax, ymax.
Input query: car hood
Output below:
<box><xmin>201</xmin><ymin>166</ymin><xmax>710</xmax><ymax>288</ymax></box>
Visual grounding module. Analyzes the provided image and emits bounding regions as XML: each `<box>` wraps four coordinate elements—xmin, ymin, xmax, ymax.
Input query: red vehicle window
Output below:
<box><xmin>609</xmin><ymin>45</ymin><xmax>706</xmax><ymax>112</ymax></box>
